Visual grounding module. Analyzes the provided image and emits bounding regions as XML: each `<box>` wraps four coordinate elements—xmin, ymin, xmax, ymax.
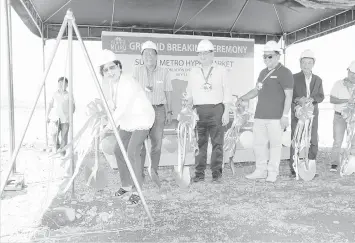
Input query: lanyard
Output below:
<box><xmin>200</xmin><ymin>67</ymin><xmax>214</xmax><ymax>84</ymax></box>
<box><xmin>260</xmin><ymin>64</ymin><xmax>282</xmax><ymax>84</ymax></box>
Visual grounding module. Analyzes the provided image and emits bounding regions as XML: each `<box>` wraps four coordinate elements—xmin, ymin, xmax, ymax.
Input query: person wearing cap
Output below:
<box><xmin>99</xmin><ymin>49</ymin><xmax>155</xmax><ymax>206</ymax></box>
<box><xmin>185</xmin><ymin>39</ymin><xmax>232</xmax><ymax>183</ymax></box>
<box><xmin>329</xmin><ymin>60</ymin><xmax>355</xmax><ymax>172</ymax></box>
<box><xmin>46</xmin><ymin>76</ymin><xmax>75</xmax><ymax>157</ymax></box>
<box><xmin>289</xmin><ymin>49</ymin><xmax>324</xmax><ymax>177</ymax></box>
<box><xmin>238</xmin><ymin>40</ymin><xmax>294</xmax><ymax>182</ymax></box>
<box><xmin>133</xmin><ymin>40</ymin><xmax>173</xmax><ymax>175</ymax></box>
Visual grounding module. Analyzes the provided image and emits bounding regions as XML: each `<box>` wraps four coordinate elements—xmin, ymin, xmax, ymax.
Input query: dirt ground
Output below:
<box><xmin>1</xmin><ymin>144</ymin><xmax>355</xmax><ymax>243</ymax></box>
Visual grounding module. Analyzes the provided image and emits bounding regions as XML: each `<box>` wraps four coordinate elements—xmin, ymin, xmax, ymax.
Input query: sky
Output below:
<box><xmin>1</xmin><ymin>6</ymin><xmax>355</xmax><ymax>109</ymax></box>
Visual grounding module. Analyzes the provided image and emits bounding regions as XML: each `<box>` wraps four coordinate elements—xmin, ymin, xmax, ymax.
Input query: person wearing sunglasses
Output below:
<box><xmin>237</xmin><ymin>40</ymin><xmax>294</xmax><ymax>182</ymax></box>
<box><xmin>289</xmin><ymin>50</ymin><xmax>324</xmax><ymax>178</ymax></box>
<box><xmin>133</xmin><ymin>41</ymin><xmax>173</xmax><ymax>177</ymax></box>
<box><xmin>185</xmin><ymin>39</ymin><xmax>232</xmax><ymax>183</ymax></box>
<box><xmin>99</xmin><ymin>49</ymin><xmax>155</xmax><ymax>206</ymax></box>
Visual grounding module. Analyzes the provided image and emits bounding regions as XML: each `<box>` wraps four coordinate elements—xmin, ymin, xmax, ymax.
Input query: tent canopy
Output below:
<box><xmin>11</xmin><ymin>0</ymin><xmax>355</xmax><ymax>45</ymax></box>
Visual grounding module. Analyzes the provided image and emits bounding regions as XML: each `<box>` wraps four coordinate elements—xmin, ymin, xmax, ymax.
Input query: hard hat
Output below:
<box><xmin>348</xmin><ymin>60</ymin><xmax>355</xmax><ymax>73</ymax></box>
<box><xmin>264</xmin><ymin>40</ymin><xmax>281</xmax><ymax>53</ymax></box>
<box><xmin>99</xmin><ymin>49</ymin><xmax>117</xmax><ymax>66</ymax></box>
<box><xmin>300</xmin><ymin>49</ymin><xmax>316</xmax><ymax>61</ymax></box>
<box><xmin>196</xmin><ymin>39</ymin><xmax>214</xmax><ymax>52</ymax></box>
<box><xmin>141</xmin><ymin>41</ymin><xmax>158</xmax><ymax>54</ymax></box>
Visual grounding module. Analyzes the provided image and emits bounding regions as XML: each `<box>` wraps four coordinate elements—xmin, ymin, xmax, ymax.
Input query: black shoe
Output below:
<box><xmin>290</xmin><ymin>171</ymin><xmax>296</xmax><ymax>178</ymax></box>
<box><xmin>212</xmin><ymin>175</ymin><xmax>222</xmax><ymax>183</ymax></box>
<box><xmin>330</xmin><ymin>165</ymin><xmax>338</xmax><ymax>172</ymax></box>
<box><xmin>212</xmin><ymin>172</ymin><xmax>222</xmax><ymax>183</ymax></box>
<box><xmin>192</xmin><ymin>175</ymin><xmax>205</xmax><ymax>183</ymax></box>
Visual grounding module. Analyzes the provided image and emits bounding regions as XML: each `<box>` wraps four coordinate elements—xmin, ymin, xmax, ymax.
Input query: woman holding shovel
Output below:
<box><xmin>99</xmin><ymin>49</ymin><xmax>155</xmax><ymax>206</ymax></box>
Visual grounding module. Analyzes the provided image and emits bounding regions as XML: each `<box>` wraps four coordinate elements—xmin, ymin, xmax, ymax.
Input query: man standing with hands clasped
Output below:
<box><xmin>290</xmin><ymin>50</ymin><xmax>324</xmax><ymax>178</ymax></box>
<box><xmin>185</xmin><ymin>39</ymin><xmax>232</xmax><ymax>183</ymax></box>
<box><xmin>238</xmin><ymin>40</ymin><xmax>294</xmax><ymax>182</ymax></box>
<box><xmin>133</xmin><ymin>41</ymin><xmax>173</xmax><ymax>176</ymax></box>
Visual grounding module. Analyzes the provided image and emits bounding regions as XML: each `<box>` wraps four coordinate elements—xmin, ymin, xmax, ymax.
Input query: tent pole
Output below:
<box><xmin>0</xmin><ymin>17</ymin><xmax>69</xmax><ymax>196</ymax></box>
<box><xmin>282</xmin><ymin>33</ymin><xmax>287</xmax><ymax>66</ymax></box>
<box><xmin>5</xmin><ymin>0</ymin><xmax>16</xmax><ymax>172</ymax></box>
<box><xmin>67</xmin><ymin>18</ymin><xmax>75</xmax><ymax>196</ymax></box>
<box><xmin>42</xmin><ymin>29</ymin><xmax>48</xmax><ymax>148</ymax></box>
<box><xmin>71</xmin><ymin>11</ymin><xmax>154</xmax><ymax>223</ymax></box>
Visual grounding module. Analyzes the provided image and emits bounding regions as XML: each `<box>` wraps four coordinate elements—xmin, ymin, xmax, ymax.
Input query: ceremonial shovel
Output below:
<box><xmin>174</xmin><ymin>128</ymin><xmax>191</xmax><ymax>188</ymax></box>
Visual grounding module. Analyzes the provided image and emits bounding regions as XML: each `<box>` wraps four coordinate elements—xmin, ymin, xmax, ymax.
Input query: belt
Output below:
<box><xmin>335</xmin><ymin>111</ymin><xmax>342</xmax><ymax>115</ymax></box>
<box><xmin>194</xmin><ymin>103</ymin><xmax>223</xmax><ymax>108</ymax></box>
<box><xmin>152</xmin><ymin>104</ymin><xmax>164</xmax><ymax>108</ymax></box>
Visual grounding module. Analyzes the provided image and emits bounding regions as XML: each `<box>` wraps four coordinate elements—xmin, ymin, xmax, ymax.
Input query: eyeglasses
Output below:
<box><xmin>198</xmin><ymin>51</ymin><xmax>213</xmax><ymax>56</ymax></box>
<box><xmin>263</xmin><ymin>54</ymin><xmax>274</xmax><ymax>60</ymax></box>
<box><xmin>103</xmin><ymin>65</ymin><xmax>118</xmax><ymax>73</ymax></box>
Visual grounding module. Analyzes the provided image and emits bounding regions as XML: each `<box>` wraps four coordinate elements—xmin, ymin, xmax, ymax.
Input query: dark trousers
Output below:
<box><xmin>55</xmin><ymin>122</ymin><xmax>69</xmax><ymax>155</ymax></box>
<box><xmin>289</xmin><ymin>114</ymin><xmax>318</xmax><ymax>172</ymax></box>
<box><xmin>140</xmin><ymin>105</ymin><xmax>166</xmax><ymax>174</ymax></box>
<box><xmin>114</xmin><ymin>129</ymin><xmax>149</xmax><ymax>190</ymax></box>
<box><xmin>194</xmin><ymin>103</ymin><xmax>224</xmax><ymax>177</ymax></box>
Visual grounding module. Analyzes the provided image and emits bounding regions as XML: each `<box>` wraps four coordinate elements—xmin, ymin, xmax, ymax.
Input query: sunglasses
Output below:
<box><xmin>198</xmin><ymin>51</ymin><xmax>213</xmax><ymax>56</ymax></box>
<box><xmin>103</xmin><ymin>65</ymin><xmax>118</xmax><ymax>73</ymax></box>
<box><xmin>263</xmin><ymin>54</ymin><xmax>275</xmax><ymax>60</ymax></box>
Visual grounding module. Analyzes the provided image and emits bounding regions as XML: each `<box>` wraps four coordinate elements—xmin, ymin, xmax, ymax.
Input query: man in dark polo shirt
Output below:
<box><xmin>238</xmin><ymin>40</ymin><xmax>294</xmax><ymax>182</ymax></box>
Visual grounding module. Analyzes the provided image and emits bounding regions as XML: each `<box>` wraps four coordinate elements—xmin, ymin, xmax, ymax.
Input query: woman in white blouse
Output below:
<box><xmin>99</xmin><ymin>49</ymin><xmax>155</xmax><ymax>206</ymax></box>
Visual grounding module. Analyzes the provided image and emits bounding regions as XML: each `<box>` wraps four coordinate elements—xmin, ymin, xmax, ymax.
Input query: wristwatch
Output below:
<box><xmin>167</xmin><ymin>111</ymin><xmax>173</xmax><ymax>115</ymax></box>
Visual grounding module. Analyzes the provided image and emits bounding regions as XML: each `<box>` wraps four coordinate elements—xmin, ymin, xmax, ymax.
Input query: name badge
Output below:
<box><xmin>202</xmin><ymin>83</ymin><xmax>212</xmax><ymax>92</ymax></box>
<box><xmin>270</xmin><ymin>76</ymin><xmax>277</xmax><ymax>79</ymax></box>
<box><xmin>156</xmin><ymin>80</ymin><xmax>163</xmax><ymax>84</ymax></box>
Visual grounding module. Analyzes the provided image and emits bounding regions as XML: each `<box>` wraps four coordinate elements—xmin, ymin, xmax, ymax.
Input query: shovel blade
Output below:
<box><xmin>298</xmin><ymin>159</ymin><xmax>316</xmax><ymax>181</ymax></box>
<box><xmin>84</xmin><ymin>166</ymin><xmax>108</xmax><ymax>189</ymax></box>
<box><xmin>174</xmin><ymin>166</ymin><xmax>191</xmax><ymax>188</ymax></box>
<box><xmin>148</xmin><ymin>167</ymin><xmax>161</xmax><ymax>188</ymax></box>
<box><xmin>341</xmin><ymin>155</ymin><xmax>355</xmax><ymax>176</ymax></box>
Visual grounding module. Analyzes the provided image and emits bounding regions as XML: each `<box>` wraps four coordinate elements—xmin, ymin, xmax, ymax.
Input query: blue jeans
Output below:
<box><xmin>194</xmin><ymin>103</ymin><xmax>224</xmax><ymax>177</ymax></box>
<box><xmin>331</xmin><ymin>113</ymin><xmax>355</xmax><ymax>166</ymax></box>
<box><xmin>141</xmin><ymin>105</ymin><xmax>166</xmax><ymax>173</ymax></box>
<box><xmin>114</xmin><ymin>129</ymin><xmax>149</xmax><ymax>190</ymax></box>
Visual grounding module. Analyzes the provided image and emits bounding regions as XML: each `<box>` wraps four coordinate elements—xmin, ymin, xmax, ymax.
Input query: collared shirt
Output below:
<box><xmin>305</xmin><ymin>74</ymin><xmax>312</xmax><ymax>97</ymax></box>
<box><xmin>330</xmin><ymin>79</ymin><xmax>353</xmax><ymax>113</ymax></box>
<box><xmin>49</xmin><ymin>91</ymin><xmax>74</xmax><ymax>123</ymax></box>
<box><xmin>186</xmin><ymin>63</ymin><xmax>232</xmax><ymax>105</ymax></box>
<box><xmin>133</xmin><ymin>65</ymin><xmax>173</xmax><ymax>105</ymax></box>
<box><xmin>254</xmin><ymin>63</ymin><xmax>294</xmax><ymax>119</ymax></box>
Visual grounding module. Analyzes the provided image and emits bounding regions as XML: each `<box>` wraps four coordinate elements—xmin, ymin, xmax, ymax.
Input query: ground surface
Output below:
<box><xmin>1</xmin><ymin>146</ymin><xmax>355</xmax><ymax>243</ymax></box>
<box><xmin>1</xmin><ymin>107</ymin><xmax>355</xmax><ymax>243</ymax></box>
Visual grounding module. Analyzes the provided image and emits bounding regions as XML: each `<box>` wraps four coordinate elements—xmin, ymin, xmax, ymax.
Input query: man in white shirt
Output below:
<box><xmin>290</xmin><ymin>50</ymin><xmax>324</xmax><ymax>177</ymax></box>
<box><xmin>330</xmin><ymin>60</ymin><xmax>355</xmax><ymax>172</ymax></box>
<box><xmin>46</xmin><ymin>77</ymin><xmax>75</xmax><ymax>156</ymax></box>
<box><xmin>185</xmin><ymin>39</ymin><xmax>232</xmax><ymax>183</ymax></box>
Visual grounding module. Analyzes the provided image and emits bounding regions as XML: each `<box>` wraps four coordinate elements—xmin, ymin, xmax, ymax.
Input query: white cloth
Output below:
<box><xmin>107</xmin><ymin>74</ymin><xmax>155</xmax><ymax>131</ymax></box>
<box><xmin>185</xmin><ymin>63</ymin><xmax>232</xmax><ymax>105</ymax></box>
<box><xmin>330</xmin><ymin>79</ymin><xmax>352</xmax><ymax>113</ymax></box>
<box><xmin>48</xmin><ymin>91</ymin><xmax>74</xmax><ymax>123</ymax></box>
<box><xmin>305</xmin><ymin>74</ymin><xmax>312</xmax><ymax>98</ymax></box>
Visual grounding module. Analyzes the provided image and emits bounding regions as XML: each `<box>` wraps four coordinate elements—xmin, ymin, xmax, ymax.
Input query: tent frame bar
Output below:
<box><xmin>229</xmin><ymin>0</ymin><xmax>250</xmax><ymax>34</ymax></box>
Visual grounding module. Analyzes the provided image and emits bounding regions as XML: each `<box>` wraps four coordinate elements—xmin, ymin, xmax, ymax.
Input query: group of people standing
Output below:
<box><xmin>46</xmin><ymin>38</ymin><xmax>355</xmax><ymax>206</ymax></box>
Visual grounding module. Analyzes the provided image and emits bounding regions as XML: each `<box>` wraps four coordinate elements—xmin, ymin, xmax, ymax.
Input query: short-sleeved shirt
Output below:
<box><xmin>186</xmin><ymin>64</ymin><xmax>232</xmax><ymax>105</ymax></box>
<box><xmin>133</xmin><ymin>65</ymin><xmax>173</xmax><ymax>105</ymax></box>
<box><xmin>49</xmin><ymin>91</ymin><xmax>75</xmax><ymax>123</ymax></box>
<box><xmin>330</xmin><ymin>79</ymin><xmax>353</xmax><ymax>113</ymax></box>
<box><xmin>254</xmin><ymin>63</ymin><xmax>294</xmax><ymax>119</ymax></box>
